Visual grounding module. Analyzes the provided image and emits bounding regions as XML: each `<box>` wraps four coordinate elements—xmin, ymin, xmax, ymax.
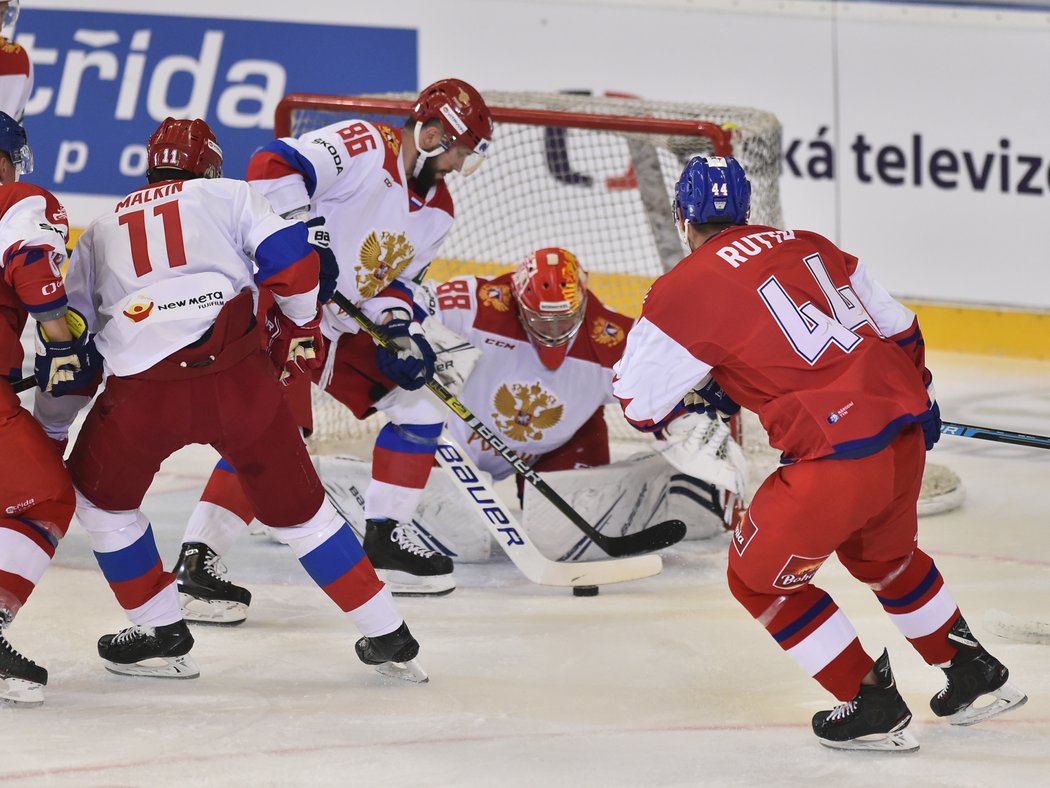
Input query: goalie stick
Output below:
<box><xmin>940</xmin><ymin>421</ymin><xmax>1050</xmax><ymax>451</ymax></box>
<box><xmin>433</xmin><ymin>434</ymin><xmax>662</xmax><ymax>586</ymax></box>
<box><xmin>333</xmin><ymin>290</ymin><xmax>686</xmax><ymax>558</ymax></box>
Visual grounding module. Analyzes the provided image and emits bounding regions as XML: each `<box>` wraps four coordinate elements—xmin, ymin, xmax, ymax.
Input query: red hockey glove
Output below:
<box><xmin>265</xmin><ymin>306</ymin><xmax>325</xmax><ymax>385</ymax></box>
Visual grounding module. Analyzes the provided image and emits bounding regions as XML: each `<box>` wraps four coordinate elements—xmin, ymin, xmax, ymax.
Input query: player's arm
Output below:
<box><xmin>238</xmin><ymin>184</ymin><xmax>325</xmax><ymax>383</ymax></box>
<box><xmin>847</xmin><ymin>254</ymin><xmax>940</xmax><ymax>448</ymax></box>
<box><xmin>246</xmin><ymin>121</ymin><xmax>381</xmax><ymax>217</ymax></box>
<box><xmin>612</xmin><ymin>316</ymin><xmax>716</xmax><ymax>432</ymax></box>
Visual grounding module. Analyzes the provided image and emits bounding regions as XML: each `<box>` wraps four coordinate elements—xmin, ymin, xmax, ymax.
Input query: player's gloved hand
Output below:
<box><xmin>305</xmin><ymin>217</ymin><xmax>339</xmax><ymax>305</ymax></box>
<box><xmin>265</xmin><ymin>306</ymin><xmax>326</xmax><ymax>385</ymax></box>
<box><xmin>917</xmin><ymin>369</ymin><xmax>941</xmax><ymax>451</ymax></box>
<box><xmin>34</xmin><ymin>308</ymin><xmax>101</xmax><ymax>396</ymax></box>
<box><xmin>682</xmin><ymin>377</ymin><xmax>740</xmax><ymax>422</ymax></box>
<box><xmin>375</xmin><ymin>318</ymin><xmax>436</xmax><ymax>391</ymax></box>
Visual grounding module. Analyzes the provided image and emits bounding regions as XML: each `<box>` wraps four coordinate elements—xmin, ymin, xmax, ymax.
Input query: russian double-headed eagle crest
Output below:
<box><xmin>479</xmin><ymin>283</ymin><xmax>511</xmax><ymax>312</ymax></box>
<box><xmin>357</xmin><ymin>230</ymin><xmax>415</xmax><ymax>298</ymax></box>
<box><xmin>379</xmin><ymin>125</ymin><xmax>401</xmax><ymax>155</ymax></box>
<box><xmin>591</xmin><ymin>316</ymin><xmax>625</xmax><ymax>346</ymax></box>
<box><xmin>492</xmin><ymin>382</ymin><xmax>563</xmax><ymax>442</ymax></box>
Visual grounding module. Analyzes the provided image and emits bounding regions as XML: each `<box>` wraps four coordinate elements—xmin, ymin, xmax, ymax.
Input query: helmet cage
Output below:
<box><xmin>1</xmin><ymin>1</ymin><xmax>20</xmax><ymax>36</ymax></box>
<box><xmin>0</xmin><ymin>109</ymin><xmax>32</xmax><ymax>178</ymax></box>
<box><xmin>512</xmin><ymin>248</ymin><xmax>588</xmax><ymax>351</ymax></box>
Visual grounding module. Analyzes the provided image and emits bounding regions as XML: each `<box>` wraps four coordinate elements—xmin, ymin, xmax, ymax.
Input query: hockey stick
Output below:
<box><xmin>332</xmin><ymin>290</ymin><xmax>686</xmax><ymax>557</ymax></box>
<box><xmin>433</xmin><ymin>434</ymin><xmax>662</xmax><ymax>586</ymax></box>
<box><xmin>10</xmin><ymin>375</ymin><xmax>35</xmax><ymax>393</ymax></box>
<box><xmin>940</xmin><ymin>421</ymin><xmax>1050</xmax><ymax>451</ymax></box>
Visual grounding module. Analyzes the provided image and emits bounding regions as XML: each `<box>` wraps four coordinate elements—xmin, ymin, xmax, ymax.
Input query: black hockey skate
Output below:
<box><xmin>98</xmin><ymin>620</ymin><xmax>199</xmax><ymax>679</ymax></box>
<box><xmin>174</xmin><ymin>542</ymin><xmax>252</xmax><ymax>625</ymax></box>
<box><xmin>812</xmin><ymin>649</ymin><xmax>919</xmax><ymax>752</ymax></box>
<box><xmin>363</xmin><ymin>519</ymin><xmax>455</xmax><ymax>597</ymax></box>
<box><xmin>355</xmin><ymin>621</ymin><xmax>428</xmax><ymax>683</ymax></box>
<box><xmin>0</xmin><ymin>625</ymin><xmax>47</xmax><ymax>707</ymax></box>
<box><xmin>930</xmin><ymin>616</ymin><xmax>1027</xmax><ymax>726</ymax></box>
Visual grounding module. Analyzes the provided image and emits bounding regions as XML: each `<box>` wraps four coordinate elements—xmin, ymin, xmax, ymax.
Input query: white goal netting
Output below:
<box><xmin>276</xmin><ymin>89</ymin><xmax>961</xmax><ymax>516</ymax></box>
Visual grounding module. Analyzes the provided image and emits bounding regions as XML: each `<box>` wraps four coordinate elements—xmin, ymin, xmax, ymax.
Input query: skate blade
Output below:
<box><xmin>103</xmin><ymin>653</ymin><xmax>201</xmax><ymax>679</ymax></box>
<box><xmin>0</xmin><ymin>677</ymin><xmax>45</xmax><ymax>707</ymax></box>
<box><xmin>374</xmin><ymin>658</ymin><xmax>429</xmax><ymax>684</ymax></box>
<box><xmin>946</xmin><ymin>682</ymin><xmax>1028</xmax><ymax>726</ymax></box>
<box><xmin>376</xmin><ymin>569</ymin><xmax>456</xmax><ymax>597</ymax></box>
<box><xmin>818</xmin><ymin>727</ymin><xmax>920</xmax><ymax>753</ymax></box>
<box><xmin>180</xmin><ymin>593</ymin><xmax>248</xmax><ymax>625</ymax></box>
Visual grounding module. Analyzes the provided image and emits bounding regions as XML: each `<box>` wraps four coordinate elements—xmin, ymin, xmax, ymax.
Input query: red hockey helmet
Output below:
<box><xmin>511</xmin><ymin>247</ymin><xmax>588</xmax><ymax>370</ymax></box>
<box><xmin>412</xmin><ymin>78</ymin><xmax>493</xmax><ymax>175</ymax></box>
<box><xmin>146</xmin><ymin>117</ymin><xmax>223</xmax><ymax>179</ymax></box>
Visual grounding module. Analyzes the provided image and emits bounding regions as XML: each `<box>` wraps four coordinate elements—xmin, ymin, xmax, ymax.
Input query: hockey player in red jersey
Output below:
<box><xmin>172</xmin><ymin>79</ymin><xmax>494</xmax><ymax>610</ymax></box>
<box><xmin>34</xmin><ymin>117</ymin><xmax>427</xmax><ymax>683</ymax></box>
<box><xmin>0</xmin><ymin>111</ymin><xmax>97</xmax><ymax>705</ymax></box>
<box><xmin>0</xmin><ymin>2</ymin><xmax>31</xmax><ymax>121</ymax></box>
<box><xmin>613</xmin><ymin>155</ymin><xmax>1026</xmax><ymax>751</ymax></box>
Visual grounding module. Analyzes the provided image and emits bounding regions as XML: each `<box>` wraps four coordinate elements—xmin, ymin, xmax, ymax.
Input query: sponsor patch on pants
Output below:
<box><xmin>732</xmin><ymin>513</ymin><xmax>758</xmax><ymax>557</ymax></box>
<box><xmin>773</xmin><ymin>553</ymin><xmax>829</xmax><ymax>590</ymax></box>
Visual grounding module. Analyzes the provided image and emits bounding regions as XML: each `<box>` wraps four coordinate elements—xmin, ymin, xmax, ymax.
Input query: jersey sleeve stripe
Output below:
<box><xmin>255</xmin><ymin>223</ymin><xmax>320</xmax><ymax>305</ymax></box>
<box><xmin>246</xmin><ymin>141</ymin><xmax>319</xmax><ymax>198</ymax></box>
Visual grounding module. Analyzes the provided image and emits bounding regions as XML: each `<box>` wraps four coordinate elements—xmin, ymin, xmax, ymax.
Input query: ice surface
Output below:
<box><xmin>3</xmin><ymin>350</ymin><xmax>1048</xmax><ymax>787</ymax></box>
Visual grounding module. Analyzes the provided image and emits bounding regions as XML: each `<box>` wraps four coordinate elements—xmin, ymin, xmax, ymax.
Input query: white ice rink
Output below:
<box><xmin>3</xmin><ymin>348</ymin><xmax>1048</xmax><ymax>787</ymax></box>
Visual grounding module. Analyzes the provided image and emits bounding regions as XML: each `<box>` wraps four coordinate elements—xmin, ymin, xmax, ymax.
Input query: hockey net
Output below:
<box><xmin>275</xmin><ymin>90</ymin><xmax>961</xmax><ymax>515</ymax></box>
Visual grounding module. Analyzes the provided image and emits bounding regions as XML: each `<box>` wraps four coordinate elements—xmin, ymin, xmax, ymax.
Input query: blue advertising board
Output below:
<box><xmin>15</xmin><ymin>10</ymin><xmax>416</xmax><ymax>196</ymax></box>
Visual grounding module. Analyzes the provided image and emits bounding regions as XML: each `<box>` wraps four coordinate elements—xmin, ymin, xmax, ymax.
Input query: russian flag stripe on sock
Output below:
<box><xmin>298</xmin><ymin>524</ymin><xmax>383</xmax><ymax>612</ymax></box>
<box><xmin>93</xmin><ymin>526</ymin><xmax>163</xmax><ymax>583</ymax></box>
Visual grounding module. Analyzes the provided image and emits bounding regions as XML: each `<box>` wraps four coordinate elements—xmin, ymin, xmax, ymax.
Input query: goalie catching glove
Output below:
<box><xmin>265</xmin><ymin>306</ymin><xmax>325</xmax><ymax>385</ymax></box>
<box><xmin>34</xmin><ymin>307</ymin><xmax>101</xmax><ymax>395</ymax></box>
<box><xmin>374</xmin><ymin>315</ymin><xmax>436</xmax><ymax>391</ymax></box>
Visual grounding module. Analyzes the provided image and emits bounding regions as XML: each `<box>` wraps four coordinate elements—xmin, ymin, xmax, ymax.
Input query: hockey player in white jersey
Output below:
<box><xmin>34</xmin><ymin>117</ymin><xmax>427</xmax><ymax>683</ymax></box>
<box><xmin>172</xmin><ymin>247</ymin><xmax>738</xmax><ymax>600</ymax></box>
<box><xmin>172</xmin><ymin>79</ymin><xmax>494</xmax><ymax>613</ymax></box>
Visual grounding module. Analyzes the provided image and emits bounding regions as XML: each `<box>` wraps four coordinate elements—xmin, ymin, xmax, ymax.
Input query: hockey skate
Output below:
<box><xmin>0</xmin><ymin>617</ymin><xmax>47</xmax><ymax>707</ymax></box>
<box><xmin>355</xmin><ymin>621</ymin><xmax>428</xmax><ymax>683</ymax></box>
<box><xmin>930</xmin><ymin>616</ymin><xmax>1027</xmax><ymax>726</ymax></box>
<box><xmin>174</xmin><ymin>542</ymin><xmax>252</xmax><ymax>625</ymax></box>
<box><xmin>97</xmin><ymin>620</ymin><xmax>200</xmax><ymax>679</ymax></box>
<box><xmin>363</xmin><ymin>519</ymin><xmax>455</xmax><ymax>597</ymax></box>
<box><xmin>812</xmin><ymin>649</ymin><xmax>919</xmax><ymax>752</ymax></box>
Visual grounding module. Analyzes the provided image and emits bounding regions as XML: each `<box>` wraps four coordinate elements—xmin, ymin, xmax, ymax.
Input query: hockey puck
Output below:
<box><xmin>573</xmin><ymin>585</ymin><xmax>599</xmax><ymax>597</ymax></box>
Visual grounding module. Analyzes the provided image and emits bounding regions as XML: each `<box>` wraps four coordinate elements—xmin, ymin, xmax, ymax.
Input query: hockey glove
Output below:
<box><xmin>34</xmin><ymin>308</ymin><xmax>101</xmax><ymax>396</ymax></box>
<box><xmin>265</xmin><ymin>306</ymin><xmax>326</xmax><ymax>385</ymax></box>
<box><xmin>917</xmin><ymin>369</ymin><xmax>942</xmax><ymax>451</ymax></box>
<box><xmin>305</xmin><ymin>217</ymin><xmax>339</xmax><ymax>305</ymax></box>
<box><xmin>682</xmin><ymin>377</ymin><xmax>740</xmax><ymax>422</ymax></box>
<box><xmin>375</xmin><ymin>318</ymin><xmax>436</xmax><ymax>391</ymax></box>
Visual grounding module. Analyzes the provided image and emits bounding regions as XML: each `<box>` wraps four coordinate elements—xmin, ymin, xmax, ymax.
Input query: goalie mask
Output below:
<box><xmin>672</xmin><ymin>156</ymin><xmax>751</xmax><ymax>243</ymax></box>
<box><xmin>511</xmin><ymin>247</ymin><xmax>588</xmax><ymax>371</ymax></box>
<box><xmin>411</xmin><ymin>78</ymin><xmax>493</xmax><ymax>178</ymax></box>
<box><xmin>0</xmin><ymin>111</ymin><xmax>32</xmax><ymax>179</ymax></box>
<box><xmin>146</xmin><ymin>117</ymin><xmax>223</xmax><ymax>180</ymax></box>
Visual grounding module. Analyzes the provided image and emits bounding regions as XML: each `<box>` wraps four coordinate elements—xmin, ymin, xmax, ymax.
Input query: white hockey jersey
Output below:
<box><xmin>66</xmin><ymin>178</ymin><xmax>319</xmax><ymax>377</ymax></box>
<box><xmin>423</xmin><ymin>273</ymin><xmax>634</xmax><ymax>480</ymax></box>
<box><xmin>0</xmin><ymin>39</ymin><xmax>31</xmax><ymax>121</ymax></box>
<box><xmin>246</xmin><ymin>119</ymin><xmax>455</xmax><ymax>338</ymax></box>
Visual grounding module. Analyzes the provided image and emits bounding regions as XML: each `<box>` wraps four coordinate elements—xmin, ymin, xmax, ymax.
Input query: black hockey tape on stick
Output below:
<box><xmin>11</xmin><ymin>375</ymin><xmax>36</xmax><ymax>393</ymax></box>
<box><xmin>333</xmin><ymin>290</ymin><xmax>686</xmax><ymax>558</ymax></box>
<box><xmin>940</xmin><ymin>421</ymin><xmax>1050</xmax><ymax>451</ymax></box>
